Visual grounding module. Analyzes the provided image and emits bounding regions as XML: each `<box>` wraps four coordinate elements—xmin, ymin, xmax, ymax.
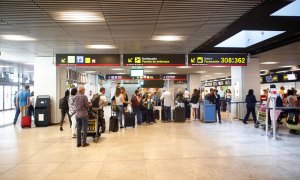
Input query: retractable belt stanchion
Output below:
<box><xmin>265</xmin><ymin>107</ymin><xmax>269</xmax><ymax>137</ymax></box>
<box><xmin>272</xmin><ymin>97</ymin><xmax>278</xmax><ymax>140</ymax></box>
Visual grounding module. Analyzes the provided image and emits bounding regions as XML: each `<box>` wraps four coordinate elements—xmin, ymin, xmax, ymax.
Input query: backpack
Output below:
<box><xmin>276</xmin><ymin>94</ymin><xmax>283</xmax><ymax>107</ymax></box>
<box><xmin>131</xmin><ymin>95</ymin><xmax>139</xmax><ymax>108</ymax></box>
<box><xmin>286</xmin><ymin>111</ymin><xmax>299</xmax><ymax>125</ymax></box>
<box><xmin>91</xmin><ymin>94</ymin><xmax>100</xmax><ymax>108</ymax></box>
<box><xmin>59</xmin><ymin>96</ymin><xmax>69</xmax><ymax>110</ymax></box>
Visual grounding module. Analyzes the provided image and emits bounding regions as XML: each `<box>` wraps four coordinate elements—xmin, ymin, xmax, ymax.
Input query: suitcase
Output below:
<box><xmin>185</xmin><ymin>104</ymin><xmax>191</xmax><ymax>119</ymax></box>
<box><xmin>174</xmin><ymin>107</ymin><xmax>185</xmax><ymax>122</ymax></box>
<box><xmin>109</xmin><ymin>116</ymin><xmax>119</xmax><ymax>132</ymax></box>
<box><xmin>154</xmin><ymin>109</ymin><xmax>159</xmax><ymax>120</ymax></box>
<box><xmin>21</xmin><ymin>116</ymin><xmax>31</xmax><ymax>128</ymax></box>
<box><xmin>220</xmin><ymin>100</ymin><xmax>227</xmax><ymax>112</ymax></box>
<box><xmin>124</xmin><ymin>111</ymin><xmax>135</xmax><ymax>128</ymax></box>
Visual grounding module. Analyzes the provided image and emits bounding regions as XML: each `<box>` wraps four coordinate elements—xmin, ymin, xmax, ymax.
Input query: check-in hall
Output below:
<box><xmin>1</xmin><ymin>0</ymin><xmax>300</xmax><ymax>179</ymax></box>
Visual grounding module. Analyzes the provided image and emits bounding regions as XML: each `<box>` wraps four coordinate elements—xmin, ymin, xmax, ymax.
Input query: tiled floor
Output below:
<box><xmin>1</xmin><ymin>109</ymin><xmax>300</xmax><ymax>180</ymax></box>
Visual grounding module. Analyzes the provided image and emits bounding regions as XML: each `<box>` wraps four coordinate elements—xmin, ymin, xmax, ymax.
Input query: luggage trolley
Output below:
<box><xmin>85</xmin><ymin>109</ymin><xmax>101</xmax><ymax>143</ymax></box>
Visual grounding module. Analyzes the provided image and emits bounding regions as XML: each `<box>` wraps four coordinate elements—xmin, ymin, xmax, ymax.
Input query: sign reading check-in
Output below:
<box><xmin>188</xmin><ymin>53</ymin><xmax>247</xmax><ymax>66</ymax></box>
<box><xmin>56</xmin><ymin>54</ymin><xmax>120</xmax><ymax>66</ymax></box>
<box><xmin>123</xmin><ymin>54</ymin><xmax>185</xmax><ymax>66</ymax></box>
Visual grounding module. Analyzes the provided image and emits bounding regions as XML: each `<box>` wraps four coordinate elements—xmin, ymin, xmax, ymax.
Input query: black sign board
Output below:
<box><xmin>105</xmin><ymin>74</ymin><xmax>187</xmax><ymax>80</ymax></box>
<box><xmin>188</xmin><ymin>53</ymin><xmax>247</xmax><ymax>66</ymax></box>
<box><xmin>56</xmin><ymin>54</ymin><xmax>120</xmax><ymax>66</ymax></box>
<box><xmin>123</xmin><ymin>54</ymin><xmax>185</xmax><ymax>66</ymax></box>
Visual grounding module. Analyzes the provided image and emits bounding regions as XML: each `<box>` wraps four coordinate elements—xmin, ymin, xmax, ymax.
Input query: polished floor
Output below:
<box><xmin>1</xmin><ymin>109</ymin><xmax>300</xmax><ymax>180</ymax></box>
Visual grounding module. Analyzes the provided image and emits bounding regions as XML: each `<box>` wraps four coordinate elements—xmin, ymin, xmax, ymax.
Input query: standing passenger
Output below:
<box><xmin>115</xmin><ymin>87</ymin><xmax>129</xmax><ymax>128</ymax></box>
<box><xmin>225</xmin><ymin>89</ymin><xmax>232</xmax><ymax>122</ymax></box>
<box><xmin>13</xmin><ymin>91</ymin><xmax>21</xmax><ymax>125</ymax></box>
<box><xmin>68</xmin><ymin>87</ymin><xmax>78</xmax><ymax>138</ymax></box>
<box><xmin>214</xmin><ymin>90</ymin><xmax>221</xmax><ymax>123</ymax></box>
<box><xmin>190</xmin><ymin>89</ymin><xmax>200</xmax><ymax>121</ymax></box>
<box><xmin>59</xmin><ymin>90</ymin><xmax>71</xmax><ymax>131</ymax></box>
<box><xmin>74</xmin><ymin>86</ymin><xmax>90</xmax><ymax>147</ymax></box>
<box><xmin>160</xmin><ymin>89</ymin><xmax>172</xmax><ymax>122</ymax></box>
<box><xmin>243</xmin><ymin>89</ymin><xmax>258</xmax><ymax>124</ymax></box>
<box><xmin>131</xmin><ymin>90</ymin><xmax>142</xmax><ymax>125</ymax></box>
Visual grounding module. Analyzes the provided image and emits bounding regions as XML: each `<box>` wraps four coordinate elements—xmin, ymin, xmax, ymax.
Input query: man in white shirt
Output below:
<box><xmin>91</xmin><ymin>88</ymin><xmax>107</xmax><ymax>134</ymax></box>
<box><xmin>160</xmin><ymin>88</ymin><xmax>172</xmax><ymax>122</ymax></box>
<box><xmin>184</xmin><ymin>88</ymin><xmax>190</xmax><ymax>99</ymax></box>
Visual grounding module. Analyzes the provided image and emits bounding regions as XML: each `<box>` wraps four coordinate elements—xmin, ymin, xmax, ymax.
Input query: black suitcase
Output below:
<box><xmin>109</xmin><ymin>115</ymin><xmax>119</xmax><ymax>132</ymax></box>
<box><xmin>174</xmin><ymin>107</ymin><xmax>185</xmax><ymax>122</ymax></box>
<box><xmin>185</xmin><ymin>104</ymin><xmax>191</xmax><ymax>119</ymax></box>
<box><xmin>220</xmin><ymin>100</ymin><xmax>227</xmax><ymax>112</ymax></box>
<box><xmin>154</xmin><ymin>109</ymin><xmax>159</xmax><ymax>120</ymax></box>
<box><xmin>124</xmin><ymin>111</ymin><xmax>135</xmax><ymax>128</ymax></box>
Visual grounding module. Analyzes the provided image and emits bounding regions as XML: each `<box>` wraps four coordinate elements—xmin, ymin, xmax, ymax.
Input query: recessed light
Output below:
<box><xmin>176</xmin><ymin>66</ymin><xmax>190</xmax><ymax>69</ymax></box>
<box><xmin>260</xmin><ymin>70</ymin><xmax>268</xmax><ymax>72</ymax></box>
<box><xmin>260</xmin><ymin>62</ymin><xmax>278</xmax><ymax>65</ymax></box>
<box><xmin>57</xmin><ymin>11</ymin><xmax>104</xmax><ymax>22</ymax></box>
<box><xmin>215</xmin><ymin>30</ymin><xmax>285</xmax><ymax>48</ymax></box>
<box><xmin>271</xmin><ymin>0</ymin><xmax>300</xmax><ymax>17</ymax></box>
<box><xmin>24</xmin><ymin>63</ymin><xmax>34</xmax><ymax>65</ymax></box>
<box><xmin>85</xmin><ymin>45</ymin><xmax>116</xmax><ymax>49</ymax></box>
<box><xmin>214</xmin><ymin>73</ymin><xmax>223</xmax><ymax>75</ymax></box>
<box><xmin>111</xmin><ymin>68</ymin><xmax>124</xmax><ymax>71</ymax></box>
<box><xmin>152</xmin><ymin>35</ymin><xmax>184</xmax><ymax>41</ymax></box>
<box><xmin>279</xmin><ymin>65</ymin><xmax>293</xmax><ymax>68</ymax></box>
<box><xmin>276</xmin><ymin>71</ymin><xmax>288</xmax><ymax>74</ymax></box>
<box><xmin>85</xmin><ymin>71</ymin><xmax>97</xmax><ymax>73</ymax></box>
<box><xmin>1</xmin><ymin>35</ymin><xmax>36</xmax><ymax>41</ymax></box>
<box><xmin>116</xmin><ymin>72</ymin><xmax>126</xmax><ymax>75</ymax></box>
<box><xmin>195</xmin><ymin>71</ymin><xmax>206</xmax><ymax>73</ymax></box>
<box><xmin>0</xmin><ymin>65</ymin><xmax>12</xmax><ymax>68</ymax></box>
<box><xmin>167</xmin><ymin>72</ymin><xmax>177</xmax><ymax>74</ymax></box>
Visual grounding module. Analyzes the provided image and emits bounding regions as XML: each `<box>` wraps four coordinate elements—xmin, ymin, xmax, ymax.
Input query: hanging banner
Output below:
<box><xmin>56</xmin><ymin>54</ymin><xmax>120</xmax><ymax>66</ymax></box>
<box><xmin>188</xmin><ymin>53</ymin><xmax>247</xmax><ymax>66</ymax></box>
<box><xmin>123</xmin><ymin>54</ymin><xmax>185</xmax><ymax>66</ymax></box>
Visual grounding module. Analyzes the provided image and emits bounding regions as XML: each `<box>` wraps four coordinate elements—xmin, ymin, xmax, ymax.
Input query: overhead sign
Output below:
<box><xmin>105</xmin><ymin>74</ymin><xmax>187</xmax><ymax>80</ymax></box>
<box><xmin>123</xmin><ymin>54</ymin><xmax>185</xmax><ymax>66</ymax></box>
<box><xmin>188</xmin><ymin>53</ymin><xmax>247</xmax><ymax>66</ymax></box>
<box><xmin>56</xmin><ymin>54</ymin><xmax>120</xmax><ymax>66</ymax></box>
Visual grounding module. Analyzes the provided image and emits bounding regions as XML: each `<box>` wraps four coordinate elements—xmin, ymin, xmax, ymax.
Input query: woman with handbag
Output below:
<box><xmin>115</xmin><ymin>87</ymin><xmax>129</xmax><ymax>128</ymax></box>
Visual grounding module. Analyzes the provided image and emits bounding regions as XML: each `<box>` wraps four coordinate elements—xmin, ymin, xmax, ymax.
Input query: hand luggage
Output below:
<box><xmin>21</xmin><ymin>116</ymin><xmax>31</xmax><ymax>128</ymax></box>
<box><xmin>154</xmin><ymin>109</ymin><xmax>159</xmax><ymax>120</ymax></box>
<box><xmin>109</xmin><ymin>110</ymin><xmax>118</xmax><ymax>132</ymax></box>
<box><xmin>124</xmin><ymin>111</ymin><xmax>135</xmax><ymax>128</ymax></box>
<box><xmin>174</xmin><ymin>107</ymin><xmax>185</xmax><ymax>122</ymax></box>
<box><xmin>220</xmin><ymin>100</ymin><xmax>227</xmax><ymax>112</ymax></box>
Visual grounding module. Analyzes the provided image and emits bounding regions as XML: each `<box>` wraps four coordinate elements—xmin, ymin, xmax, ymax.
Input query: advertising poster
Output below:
<box><xmin>234</xmin><ymin>82</ymin><xmax>240</xmax><ymax>99</ymax></box>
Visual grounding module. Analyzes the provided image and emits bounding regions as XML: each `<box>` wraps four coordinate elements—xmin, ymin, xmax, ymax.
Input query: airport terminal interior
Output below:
<box><xmin>1</xmin><ymin>0</ymin><xmax>300</xmax><ymax>179</ymax></box>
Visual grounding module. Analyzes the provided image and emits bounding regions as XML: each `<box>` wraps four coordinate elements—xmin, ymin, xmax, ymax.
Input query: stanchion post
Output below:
<box><xmin>265</xmin><ymin>107</ymin><xmax>269</xmax><ymax>137</ymax></box>
<box><xmin>272</xmin><ymin>98</ymin><xmax>276</xmax><ymax>140</ymax></box>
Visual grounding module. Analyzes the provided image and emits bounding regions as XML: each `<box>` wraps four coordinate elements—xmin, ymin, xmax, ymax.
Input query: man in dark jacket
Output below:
<box><xmin>214</xmin><ymin>90</ymin><xmax>221</xmax><ymax>123</ymax></box>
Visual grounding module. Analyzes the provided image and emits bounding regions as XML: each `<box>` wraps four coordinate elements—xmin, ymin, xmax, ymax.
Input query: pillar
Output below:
<box><xmin>231</xmin><ymin>58</ymin><xmax>260</xmax><ymax>119</ymax></box>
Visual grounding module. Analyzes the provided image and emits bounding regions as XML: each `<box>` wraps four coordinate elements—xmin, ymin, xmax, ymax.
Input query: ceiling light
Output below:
<box><xmin>111</xmin><ymin>68</ymin><xmax>124</xmax><ymax>71</ymax></box>
<box><xmin>85</xmin><ymin>45</ymin><xmax>116</xmax><ymax>49</ymax></box>
<box><xmin>291</xmin><ymin>69</ymin><xmax>300</xmax><ymax>71</ymax></box>
<box><xmin>260</xmin><ymin>62</ymin><xmax>278</xmax><ymax>65</ymax></box>
<box><xmin>152</xmin><ymin>35</ymin><xmax>183</xmax><ymax>41</ymax></box>
<box><xmin>24</xmin><ymin>63</ymin><xmax>34</xmax><ymax>65</ymax></box>
<box><xmin>195</xmin><ymin>71</ymin><xmax>206</xmax><ymax>73</ymax></box>
<box><xmin>144</xmin><ymin>66</ymin><xmax>158</xmax><ymax>69</ymax></box>
<box><xmin>176</xmin><ymin>66</ymin><xmax>191</xmax><ymax>69</ymax></box>
<box><xmin>85</xmin><ymin>71</ymin><xmax>97</xmax><ymax>73</ymax></box>
<box><xmin>0</xmin><ymin>65</ymin><xmax>12</xmax><ymax>68</ymax></box>
<box><xmin>271</xmin><ymin>0</ymin><xmax>300</xmax><ymax>17</ymax></box>
<box><xmin>279</xmin><ymin>65</ymin><xmax>293</xmax><ymax>68</ymax></box>
<box><xmin>1</xmin><ymin>35</ymin><xmax>36</xmax><ymax>41</ymax></box>
<box><xmin>215</xmin><ymin>30</ymin><xmax>285</xmax><ymax>48</ymax></box>
<box><xmin>204</xmin><ymin>75</ymin><xmax>211</xmax><ymax>77</ymax></box>
<box><xmin>167</xmin><ymin>72</ymin><xmax>177</xmax><ymax>74</ymax></box>
<box><xmin>57</xmin><ymin>11</ymin><xmax>104</xmax><ymax>22</ymax></box>
<box><xmin>260</xmin><ymin>70</ymin><xmax>268</xmax><ymax>72</ymax></box>
<box><xmin>214</xmin><ymin>73</ymin><xmax>223</xmax><ymax>75</ymax></box>
<box><xmin>276</xmin><ymin>71</ymin><xmax>288</xmax><ymax>74</ymax></box>
<box><xmin>116</xmin><ymin>72</ymin><xmax>126</xmax><ymax>75</ymax></box>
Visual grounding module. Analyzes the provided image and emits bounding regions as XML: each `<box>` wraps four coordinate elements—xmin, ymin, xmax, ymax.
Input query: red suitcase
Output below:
<box><xmin>21</xmin><ymin>116</ymin><xmax>31</xmax><ymax>128</ymax></box>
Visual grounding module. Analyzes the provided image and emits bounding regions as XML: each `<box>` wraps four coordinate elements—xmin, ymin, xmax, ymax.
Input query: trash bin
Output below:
<box><xmin>34</xmin><ymin>95</ymin><xmax>51</xmax><ymax>127</ymax></box>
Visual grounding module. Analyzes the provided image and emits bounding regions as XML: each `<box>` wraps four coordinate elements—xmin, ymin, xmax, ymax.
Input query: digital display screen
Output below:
<box><xmin>265</xmin><ymin>76</ymin><xmax>273</xmax><ymax>83</ymax></box>
<box><xmin>130</xmin><ymin>69</ymin><xmax>144</xmax><ymax>77</ymax></box>
<box><xmin>287</xmin><ymin>74</ymin><xmax>297</xmax><ymax>80</ymax></box>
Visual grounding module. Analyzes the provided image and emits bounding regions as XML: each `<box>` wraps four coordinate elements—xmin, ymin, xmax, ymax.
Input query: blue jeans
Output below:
<box><xmin>133</xmin><ymin>107</ymin><xmax>142</xmax><ymax>124</ymax></box>
<box><xmin>13</xmin><ymin>106</ymin><xmax>20</xmax><ymax>124</ymax></box>
<box><xmin>164</xmin><ymin>106</ymin><xmax>171</xmax><ymax>121</ymax></box>
<box><xmin>116</xmin><ymin>105</ymin><xmax>124</xmax><ymax>127</ymax></box>
<box><xmin>76</xmin><ymin>116</ymin><xmax>88</xmax><ymax>145</ymax></box>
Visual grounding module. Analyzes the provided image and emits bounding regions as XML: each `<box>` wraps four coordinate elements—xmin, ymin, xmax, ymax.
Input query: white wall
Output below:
<box><xmin>189</xmin><ymin>74</ymin><xmax>201</xmax><ymax>93</ymax></box>
<box><xmin>34</xmin><ymin>57</ymin><xmax>59</xmax><ymax>124</ymax></box>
